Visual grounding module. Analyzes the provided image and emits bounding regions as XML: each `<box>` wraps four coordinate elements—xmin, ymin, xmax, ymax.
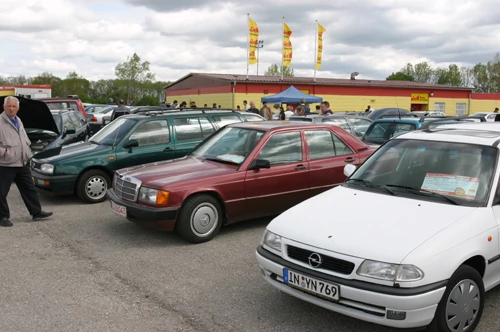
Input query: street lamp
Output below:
<box><xmin>256</xmin><ymin>40</ymin><xmax>264</xmax><ymax>75</ymax></box>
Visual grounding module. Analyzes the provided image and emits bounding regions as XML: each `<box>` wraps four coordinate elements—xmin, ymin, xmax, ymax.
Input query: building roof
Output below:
<box><xmin>165</xmin><ymin>72</ymin><xmax>473</xmax><ymax>91</ymax></box>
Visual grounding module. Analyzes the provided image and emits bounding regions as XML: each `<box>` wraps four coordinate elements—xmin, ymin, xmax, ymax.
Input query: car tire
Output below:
<box><xmin>176</xmin><ymin>194</ymin><xmax>223</xmax><ymax>244</ymax></box>
<box><xmin>428</xmin><ymin>265</ymin><xmax>485</xmax><ymax>332</ymax></box>
<box><xmin>76</xmin><ymin>169</ymin><xmax>111</xmax><ymax>204</ymax></box>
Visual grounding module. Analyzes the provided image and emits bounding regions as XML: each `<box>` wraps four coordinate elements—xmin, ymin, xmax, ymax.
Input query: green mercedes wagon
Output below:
<box><xmin>30</xmin><ymin>109</ymin><xmax>247</xmax><ymax>203</ymax></box>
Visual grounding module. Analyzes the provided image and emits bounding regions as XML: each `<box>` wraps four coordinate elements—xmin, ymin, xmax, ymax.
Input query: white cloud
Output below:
<box><xmin>0</xmin><ymin>0</ymin><xmax>499</xmax><ymax>83</ymax></box>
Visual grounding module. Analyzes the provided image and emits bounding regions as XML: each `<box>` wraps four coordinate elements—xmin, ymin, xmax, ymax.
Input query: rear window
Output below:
<box><xmin>363</xmin><ymin>122</ymin><xmax>416</xmax><ymax>144</ymax></box>
<box><xmin>45</xmin><ymin>101</ymin><xmax>79</xmax><ymax>111</ymax></box>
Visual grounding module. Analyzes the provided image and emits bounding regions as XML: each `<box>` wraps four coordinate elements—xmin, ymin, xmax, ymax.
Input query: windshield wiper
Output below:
<box><xmin>385</xmin><ymin>184</ymin><xmax>459</xmax><ymax>205</ymax></box>
<box><xmin>345</xmin><ymin>178</ymin><xmax>395</xmax><ymax>195</ymax></box>
<box><xmin>204</xmin><ymin>157</ymin><xmax>239</xmax><ymax>165</ymax></box>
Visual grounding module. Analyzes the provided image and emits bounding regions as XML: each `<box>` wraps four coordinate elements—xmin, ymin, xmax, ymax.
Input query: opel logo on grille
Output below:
<box><xmin>308</xmin><ymin>253</ymin><xmax>322</xmax><ymax>268</ymax></box>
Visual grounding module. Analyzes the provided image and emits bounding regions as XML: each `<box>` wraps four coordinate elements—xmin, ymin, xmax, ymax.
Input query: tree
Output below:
<box><xmin>63</xmin><ymin>71</ymin><xmax>91</xmax><ymax>100</ymax></box>
<box><xmin>115</xmin><ymin>53</ymin><xmax>155</xmax><ymax>101</ymax></box>
<box><xmin>264</xmin><ymin>64</ymin><xmax>294</xmax><ymax>77</ymax></box>
<box><xmin>413</xmin><ymin>62</ymin><xmax>434</xmax><ymax>83</ymax></box>
<box><xmin>386</xmin><ymin>71</ymin><xmax>414</xmax><ymax>81</ymax></box>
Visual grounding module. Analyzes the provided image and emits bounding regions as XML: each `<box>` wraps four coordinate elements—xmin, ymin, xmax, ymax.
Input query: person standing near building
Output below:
<box><xmin>243</xmin><ymin>100</ymin><xmax>250</xmax><ymax>111</ymax></box>
<box><xmin>260</xmin><ymin>101</ymin><xmax>273</xmax><ymax>120</ymax></box>
<box><xmin>110</xmin><ymin>100</ymin><xmax>130</xmax><ymax>121</ymax></box>
<box><xmin>299</xmin><ymin>98</ymin><xmax>310</xmax><ymax>114</ymax></box>
<box><xmin>320</xmin><ymin>101</ymin><xmax>333</xmax><ymax>115</ymax></box>
<box><xmin>0</xmin><ymin>96</ymin><xmax>53</xmax><ymax>227</ymax></box>
<box><xmin>494</xmin><ymin>108</ymin><xmax>499</xmax><ymax>113</ymax></box>
<box><xmin>247</xmin><ymin>101</ymin><xmax>259</xmax><ymax>114</ymax></box>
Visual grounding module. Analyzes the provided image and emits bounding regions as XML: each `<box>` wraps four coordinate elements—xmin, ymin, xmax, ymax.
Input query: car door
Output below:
<box><xmin>114</xmin><ymin>119</ymin><xmax>176</xmax><ymax>168</ymax></box>
<box><xmin>304</xmin><ymin>130</ymin><xmax>360</xmax><ymax>197</ymax></box>
<box><xmin>173</xmin><ymin>116</ymin><xmax>216</xmax><ymax>158</ymax></box>
<box><xmin>244</xmin><ymin>131</ymin><xmax>309</xmax><ymax>219</ymax></box>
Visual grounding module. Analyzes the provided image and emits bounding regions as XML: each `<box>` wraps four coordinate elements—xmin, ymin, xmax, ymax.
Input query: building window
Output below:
<box><xmin>434</xmin><ymin>102</ymin><xmax>445</xmax><ymax>114</ymax></box>
<box><xmin>456</xmin><ymin>103</ymin><xmax>467</xmax><ymax>116</ymax></box>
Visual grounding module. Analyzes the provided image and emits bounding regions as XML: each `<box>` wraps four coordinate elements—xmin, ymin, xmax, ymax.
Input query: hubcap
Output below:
<box><xmin>86</xmin><ymin>176</ymin><xmax>107</xmax><ymax>200</ymax></box>
<box><xmin>445</xmin><ymin>279</ymin><xmax>480</xmax><ymax>331</ymax></box>
<box><xmin>190</xmin><ymin>202</ymin><xmax>218</xmax><ymax>238</ymax></box>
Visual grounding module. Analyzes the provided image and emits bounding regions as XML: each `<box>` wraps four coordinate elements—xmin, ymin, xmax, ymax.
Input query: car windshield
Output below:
<box><xmin>190</xmin><ymin>127</ymin><xmax>265</xmax><ymax>165</ymax></box>
<box><xmin>345</xmin><ymin>139</ymin><xmax>497</xmax><ymax>207</ymax></box>
<box><xmin>52</xmin><ymin>114</ymin><xmax>62</xmax><ymax>133</ymax></box>
<box><xmin>89</xmin><ymin>117</ymin><xmax>137</xmax><ymax>146</ymax></box>
<box><xmin>95</xmin><ymin>106</ymin><xmax>115</xmax><ymax>114</ymax></box>
<box><xmin>363</xmin><ymin>122</ymin><xmax>416</xmax><ymax>144</ymax></box>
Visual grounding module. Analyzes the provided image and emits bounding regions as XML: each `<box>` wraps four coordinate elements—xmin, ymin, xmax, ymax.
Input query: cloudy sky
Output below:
<box><xmin>1</xmin><ymin>0</ymin><xmax>499</xmax><ymax>82</ymax></box>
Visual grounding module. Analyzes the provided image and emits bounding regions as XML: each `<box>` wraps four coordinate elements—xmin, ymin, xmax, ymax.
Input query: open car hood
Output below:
<box><xmin>0</xmin><ymin>96</ymin><xmax>59</xmax><ymax>135</ymax></box>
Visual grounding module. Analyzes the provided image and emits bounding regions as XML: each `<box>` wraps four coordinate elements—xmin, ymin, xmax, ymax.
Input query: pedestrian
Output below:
<box><xmin>365</xmin><ymin>105</ymin><xmax>371</xmax><ymax>112</ymax></box>
<box><xmin>190</xmin><ymin>101</ymin><xmax>197</xmax><ymax>108</ymax></box>
<box><xmin>295</xmin><ymin>106</ymin><xmax>306</xmax><ymax>116</ymax></box>
<box><xmin>179</xmin><ymin>101</ymin><xmax>187</xmax><ymax>108</ymax></box>
<box><xmin>320</xmin><ymin>101</ymin><xmax>333</xmax><ymax>115</ymax></box>
<box><xmin>494</xmin><ymin>108</ymin><xmax>499</xmax><ymax>113</ymax></box>
<box><xmin>204</xmin><ymin>104</ymin><xmax>208</xmax><ymax>108</ymax></box>
<box><xmin>243</xmin><ymin>100</ymin><xmax>250</xmax><ymax>111</ymax></box>
<box><xmin>247</xmin><ymin>101</ymin><xmax>259</xmax><ymax>114</ymax></box>
<box><xmin>218</xmin><ymin>105</ymin><xmax>222</xmax><ymax>109</ymax></box>
<box><xmin>260</xmin><ymin>101</ymin><xmax>273</xmax><ymax>120</ymax></box>
<box><xmin>107</xmin><ymin>98</ymin><xmax>115</xmax><ymax>105</ymax></box>
<box><xmin>279</xmin><ymin>106</ymin><xmax>286</xmax><ymax>120</ymax></box>
<box><xmin>171</xmin><ymin>100</ymin><xmax>179</xmax><ymax>108</ymax></box>
<box><xmin>110</xmin><ymin>100</ymin><xmax>130</xmax><ymax>121</ymax></box>
<box><xmin>0</xmin><ymin>96</ymin><xmax>53</xmax><ymax>227</ymax></box>
<box><xmin>129</xmin><ymin>100</ymin><xmax>135</xmax><ymax>106</ymax></box>
<box><xmin>299</xmin><ymin>98</ymin><xmax>310</xmax><ymax>114</ymax></box>
<box><xmin>236</xmin><ymin>105</ymin><xmax>241</xmax><ymax>111</ymax></box>
<box><xmin>285</xmin><ymin>106</ymin><xmax>294</xmax><ymax>119</ymax></box>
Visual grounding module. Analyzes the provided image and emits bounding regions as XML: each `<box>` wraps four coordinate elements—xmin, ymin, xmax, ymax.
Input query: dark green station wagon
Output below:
<box><xmin>30</xmin><ymin>109</ymin><xmax>247</xmax><ymax>203</ymax></box>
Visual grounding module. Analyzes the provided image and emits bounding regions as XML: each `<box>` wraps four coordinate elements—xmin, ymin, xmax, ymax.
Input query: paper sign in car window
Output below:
<box><xmin>421</xmin><ymin>173</ymin><xmax>479</xmax><ymax>199</ymax></box>
<box><xmin>217</xmin><ymin>154</ymin><xmax>245</xmax><ymax>164</ymax></box>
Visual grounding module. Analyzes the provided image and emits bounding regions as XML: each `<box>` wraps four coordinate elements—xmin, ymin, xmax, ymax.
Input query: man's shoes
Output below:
<box><xmin>32</xmin><ymin>211</ymin><xmax>53</xmax><ymax>221</ymax></box>
<box><xmin>0</xmin><ymin>218</ymin><xmax>13</xmax><ymax>227</ymax></box>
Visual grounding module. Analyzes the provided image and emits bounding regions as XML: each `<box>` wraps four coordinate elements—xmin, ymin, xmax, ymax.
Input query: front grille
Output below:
<box><xmin>287</xmin><ymin>245</ymin><xmax>355</xmax><ymax>275</ymax></box>
<box><xmin>114</xmin><ymin>176</ymin><xmax>141</xmax><ymax>202</ymax></box>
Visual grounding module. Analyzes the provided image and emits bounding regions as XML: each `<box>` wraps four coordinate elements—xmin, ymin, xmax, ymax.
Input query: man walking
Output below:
<box><xmin>110</xmin><ymin>100</ymin><xmax>130</xmax><ymax>121</ymax></box>
<box><xmin>0</xmin><ymin>96</ymin><xmax>52</xmax><ymax>227</ymax></box>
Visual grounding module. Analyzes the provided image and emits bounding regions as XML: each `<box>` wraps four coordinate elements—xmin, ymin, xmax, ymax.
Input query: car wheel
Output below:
<box><xmin>76</xmin><ymin>169</ymin><xmax>111</xmax><ymax>204</ymax></box>
<box><xmin>428</xmin><ymin>265</ymin><xmax>485</xmax><ymax>332</ymax></box>
<box><xmin>176</xmin><ymin>194</ymin><xmax>223</xmax><ymax>243</ymax></box>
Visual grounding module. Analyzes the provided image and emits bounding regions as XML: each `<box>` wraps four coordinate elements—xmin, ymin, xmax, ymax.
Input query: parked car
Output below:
<box><xmin>85</xmin><ymin>104</ymin><xmax>111</xmax><ymax>114</ymax></box>
<box><xmin>38</xmin><ymin>96</ymin><xmax>87</xmax><ymax>118</ymax></box>
<box><xmin>361</xmin><ymin>117</ymin><xmax>423</xmax><ymax>147</ymax></box>
<box><xmin>31</xmin><ymin>109</ymin><xmax>91</xmax><ymax>153</ymax></box>
<box><xmin>30</xmin><ymin>109</ymin><xmax>247</xmax><ymax>203</ymax></box>
<box><xmin>469</xmin><ymin>112</ymin><xmax>500</xmax><ymax>122</ymax></box>
<box><xmin>411</xmin><ymin>111</ymin><xmax>446</xmax><ymax>117</ymax></box>
<box><xmin>367</xmin><ymin>108</ymin><xmax>410</xmax><ymax>120</ymax></box>
<box><xmin>289</xmin><ymin>114</ymin><xmax>373</xmax><ymax>139</ymax></box>
<box><xmin>241</xmin><ymin>112</ymin><xmax>266</xmax><ymax>121</ymax></box>
<box><xmin>106</xmin><ymin>121</ymin><xmax>374</xmax><ymax>243</ymax></box>
<box><xmin>256</xmin><ymin>121</ymin><xmax>500</xmax><ymax>331</ymax></box>
<box><xmin>88</xmin><ymin>106</ymin><xmax>116</xmax><ymax>134</ymax></box>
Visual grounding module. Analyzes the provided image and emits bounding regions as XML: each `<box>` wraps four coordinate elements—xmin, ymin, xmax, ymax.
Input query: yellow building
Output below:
<box><xmin>165</xmin><ymin>73</ymin><xmax>500</xmax><ymax>115</ymax></box>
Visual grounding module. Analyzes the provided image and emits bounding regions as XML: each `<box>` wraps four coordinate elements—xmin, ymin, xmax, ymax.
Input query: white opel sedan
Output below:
<box><xmin>256</xmin><ymin>123</ymin><xmax>500</xmax><ymax>332</ymax></box>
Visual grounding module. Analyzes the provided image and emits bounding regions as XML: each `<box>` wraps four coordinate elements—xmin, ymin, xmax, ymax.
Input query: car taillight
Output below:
<box><xmin>91</xmin><ymin>117</ymin><xmax>97</xmax><ymax>122</ymax></box>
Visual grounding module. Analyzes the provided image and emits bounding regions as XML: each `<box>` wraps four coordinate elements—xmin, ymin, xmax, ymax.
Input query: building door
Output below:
<box><xmin>434</xmin><ymin>102</ymin><xmax>446</xmax><ymax>114</ymax></box>
<box><xmin>456</xmin><ymin>103</ymin><xmax>467</xmax><ymax>116</ymax></box>
<box><xmin>410</xmin><ymin>104</ymin><xmax>422</xmax><ymax>111</ymax></box>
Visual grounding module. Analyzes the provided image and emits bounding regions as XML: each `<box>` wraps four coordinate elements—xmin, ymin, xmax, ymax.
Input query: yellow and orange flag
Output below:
<box><xmin>316</xmin><ymin>23</ymin><xmax>326</xmax><ymax>69</ymax></box>
<box><xmin>248</xmin><ymin>17</ymin><xmax>259</xmax><ymax>65</ymax></box>
<box><xmin>282</xmin><ymin>22</ymin><xmax>292</xmax><ymax>67</ymax></box>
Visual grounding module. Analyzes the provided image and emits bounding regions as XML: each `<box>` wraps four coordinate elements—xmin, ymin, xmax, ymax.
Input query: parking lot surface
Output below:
<box><xmin>1</xmin><ymin>187</ymin><xmax>500</xmax><ymax>332</ymax></box>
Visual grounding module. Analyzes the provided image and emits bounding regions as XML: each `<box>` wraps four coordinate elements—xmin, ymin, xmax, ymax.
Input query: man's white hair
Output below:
<box><xmin>4</xmin><ymin>96</ymin><xmax>19</xmax><ymax>106</ymax></box>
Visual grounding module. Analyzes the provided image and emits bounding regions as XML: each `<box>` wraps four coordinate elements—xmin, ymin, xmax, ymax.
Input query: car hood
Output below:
<box><xmin>0</xmin><ymin>96</ymin><xmax>59</xmax><ymax>135</ymax></box>
<box><xmin>267</xmin><ymin>186</ymin><xmax>476</xmax><ymax>264</ymax></box>
<box><xmin>32</xmin><ymin>141</ymin><xmax>108</xmax><ymax>161</ymax></box>
<box><xmin>117</xmin><ymin>157</ymin><xmax>237</xmax><ymax>187</ymax></box>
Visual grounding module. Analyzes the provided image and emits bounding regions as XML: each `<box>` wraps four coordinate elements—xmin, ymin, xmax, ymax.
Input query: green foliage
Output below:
<box><xmin>264</xmin><ymin>63</ymin><xmax>295</xmax><ymax>77</ymax></box>
<box><xmin>0</xmin><ymin>53</ymin><xmax>170</xmax><ymax>105</ymax></box>
<box><xmin>386</xmin><ymin>71</ymin><xmax>415</xmax><ymax>81</ymax></box>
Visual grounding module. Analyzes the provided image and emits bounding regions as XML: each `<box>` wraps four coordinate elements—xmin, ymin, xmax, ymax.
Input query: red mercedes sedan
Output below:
<box><xmin>107</xmin><ymin>121</ymin><xmax>374</xmax><ymax>243</ymax></box>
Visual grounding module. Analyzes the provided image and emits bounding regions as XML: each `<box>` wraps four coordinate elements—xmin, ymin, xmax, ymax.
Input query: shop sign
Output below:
<box><xmin>411</xmin><ymin>93</ymin><xmax>429</xmax><ymax>104</ymax></box>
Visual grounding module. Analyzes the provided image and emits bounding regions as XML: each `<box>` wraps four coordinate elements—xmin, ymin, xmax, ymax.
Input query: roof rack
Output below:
<box><xmin>141</xmin><ymin>108</ymin><xmax>238</xmax><ymax>116</ymax></box>
<box><xmin>419</xmin><ymin>116</ymin><xmax>486</xmax><ymax>131</ymax></box>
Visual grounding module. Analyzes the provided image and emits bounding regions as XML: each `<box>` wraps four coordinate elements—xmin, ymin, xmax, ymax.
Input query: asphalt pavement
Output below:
<box><xmin>1</xmin><ymin>186</ymin><xmax>500</xmax><ymax>332</ymax></box>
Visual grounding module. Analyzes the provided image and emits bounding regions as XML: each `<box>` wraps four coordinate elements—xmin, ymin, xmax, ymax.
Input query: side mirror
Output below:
<box><xmin>248</xmin><ymin>159</ymin><xmax>271</xmax><ymax>171</ymax></box>
<box><xmin>124</xmin><ymin>139</ymin><xmax>139</xmax><ymax>149</ymax></box>
<box><xmin>344</xmin><ymin>164</ymin><xmax>357</xmax><ymax>177</ymax></box>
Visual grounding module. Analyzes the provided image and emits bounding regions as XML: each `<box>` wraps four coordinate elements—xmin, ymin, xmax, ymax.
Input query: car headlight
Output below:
<box><xmin>138</xmin><ymin>187</ymin><xmax>170</xmax><ymax>206</ymax></box>
<box><xmin>262</xmin><ymin>230</ymin><xmax>282</xmax><ymax>252</ymax></box>
<box><xmin>40</xmin><ymin>164</ymin><xmax>54</xmax><ymax>174</ymax></box>
<box><xmin>357</xmin><ymin>260</ymin><xmax>424</xmax><ymax>282</ymax></box>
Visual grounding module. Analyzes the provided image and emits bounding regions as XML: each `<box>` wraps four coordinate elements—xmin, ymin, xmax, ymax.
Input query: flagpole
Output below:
<box><xmin>246</xmin><ymin>13</ymin><xmax>250</xmax><ymax>79</ymax></box>
<box><xmin>314</xmin><ymin>20</ymin><xmax>318</xmax><ymax>82</ymax></box>
<box><xmin>281</xmin><ymin>17</ymin><xmax>284</xmax><ymax>81</ymax></box>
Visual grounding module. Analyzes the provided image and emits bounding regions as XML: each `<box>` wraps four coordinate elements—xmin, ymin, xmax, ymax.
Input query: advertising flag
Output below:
<box><xmin>282</xmin><ymin>22</ymin><xmax>292</xmax><ymax>67</ymax></box>
<box><xmin>316</xmin><ymin>23</ymin><xmax>326</xmax><ymax>69</ymax></box>
<box><xmin>248</xmin><ymin>17</ymin><xmax>259</xmax><ymax>65</ymax></box>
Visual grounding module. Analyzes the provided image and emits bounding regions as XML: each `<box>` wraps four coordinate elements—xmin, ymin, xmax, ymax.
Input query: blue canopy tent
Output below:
<box><xmin>261</xmin><ymin>85</ymin><xmax>323</xmax><ymax>104</ymax></box>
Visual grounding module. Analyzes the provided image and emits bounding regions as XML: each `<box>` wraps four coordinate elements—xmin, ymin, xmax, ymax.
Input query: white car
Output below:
<box><xmin>469</xmin><ymin>112</ymin><xmax>499</xmax><ymax>122</ymax></box>
<box><xmin>256</xmin><ymin>122</ymin><xmax>500</xmax><ymax>331</ymax></box>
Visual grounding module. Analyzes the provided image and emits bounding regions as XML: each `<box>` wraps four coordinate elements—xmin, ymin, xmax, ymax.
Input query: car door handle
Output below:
<box><xmin>344</xmin><ymin>157</ymin><xmax>356</xmax><ymax>163</ymax></box>
<box><xmin>163</xmin><ymin>147</ymin><xmax>175</xmax><ymax>152</ymax></box>
<box><xmin>295</xmin><ymin>164</ymin><xmax>308</xmax><ymax>170</ymax></box>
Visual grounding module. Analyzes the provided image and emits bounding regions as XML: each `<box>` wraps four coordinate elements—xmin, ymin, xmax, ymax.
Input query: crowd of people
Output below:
<box><xmin>166</xmin><ymin>98</ymin><xmax>334</xmax><ymax>120</ymax></box>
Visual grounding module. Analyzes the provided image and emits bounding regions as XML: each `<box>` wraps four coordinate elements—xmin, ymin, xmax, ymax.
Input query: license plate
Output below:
<box><xmin>283</xmin><ymin>268</ymin><xmax>340</xmax><ymax>301</ymax></box>
<box><xmin>111</xmin><ymin>201</ymin><xmax>127</xmax><ymax>217</ymax></box>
